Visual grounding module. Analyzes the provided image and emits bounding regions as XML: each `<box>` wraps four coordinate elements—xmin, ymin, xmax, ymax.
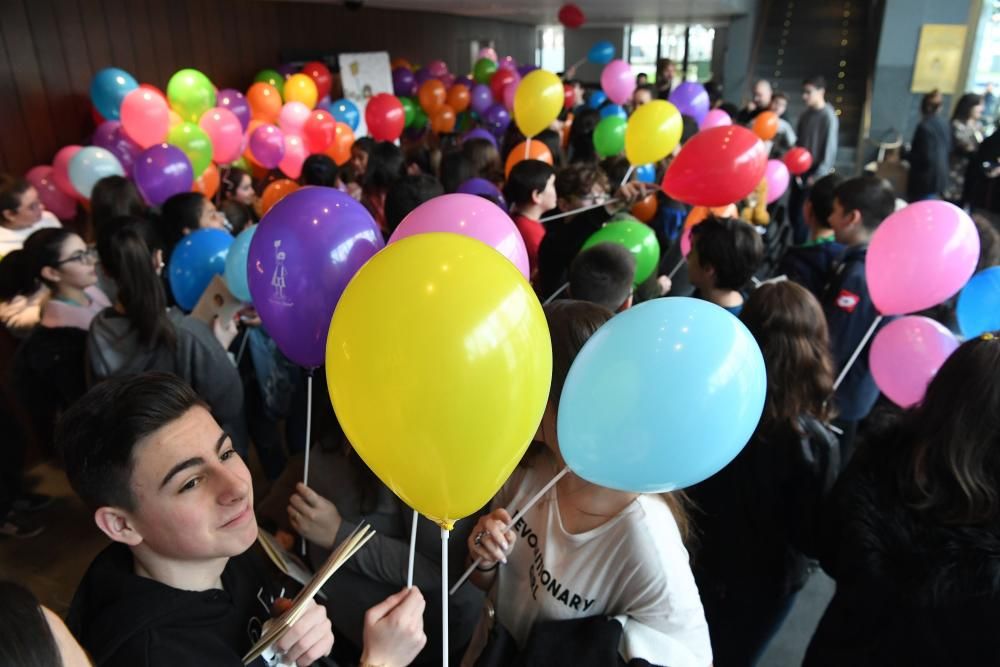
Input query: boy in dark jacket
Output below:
<box><xmin>778</xmin><ymin>173</ymin><xmax>845</xmax><ymax>298</ymax></box>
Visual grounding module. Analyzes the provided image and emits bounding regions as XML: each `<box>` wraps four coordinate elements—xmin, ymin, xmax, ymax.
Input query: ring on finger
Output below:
<box><xmin>474</xmin><ymin>530</ymin><xmax>488</xmax><ymax>546</ymax></box>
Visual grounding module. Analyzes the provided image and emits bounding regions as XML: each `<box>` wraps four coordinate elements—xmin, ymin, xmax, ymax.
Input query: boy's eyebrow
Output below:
<box><xmin>159</xmin><ymin>432</ymin><xmax>231</xmax><ymax>489</ymax></box>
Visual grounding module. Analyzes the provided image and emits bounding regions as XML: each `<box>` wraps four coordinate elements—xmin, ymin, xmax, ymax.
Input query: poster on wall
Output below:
<box><xmin>338</xmin><ymin>51</ymin><xmax>393</xmax><ymax>138</ymax></box>
<box><xmin>911</xmin><ymin>24</ymin><xmax>968</xmax><ymax>94</ymax></box>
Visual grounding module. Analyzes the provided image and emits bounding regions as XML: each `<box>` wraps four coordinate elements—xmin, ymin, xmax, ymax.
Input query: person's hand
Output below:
<box><xmin>657</xmin><ymin>275</ymin><xmax>672</xmax><ymax>296</ymax></box>
<box><xmin>212</xmin><ymin>314</ymin><xmax>239</xmax><ymax>350</ymax></box>
<box><xmin>361</xmin><ymin>588</ymin><xmax>427</xmax><ymax>667</ymax></box>
<box><xmin>238</xmin><ymin>305</ymin><xmax>262</xmax><ymax>327</ymax></box>
<box><xmin>467</xmin><ymin>508</ymin><xmax>517</xmax><ymax>567</ymax></box>
<box><xmin>272</xmin><ymin>598</ymin><xmax>334</xmax><ymax>666</ymax></box>
<box><xmin>615</xmin><ymin>181</ymin><xmax>654</xmax><ymax>206</ymax></box>
<box><xmin>288</xmin><ymin>483</ymin><xmax>342</xmax><ymax>550</ymax></box>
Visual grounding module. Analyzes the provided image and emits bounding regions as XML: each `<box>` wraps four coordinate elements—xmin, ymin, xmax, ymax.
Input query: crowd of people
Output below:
<box><xmin>1</xmin><ymin>60</ymin><xmax>1000</xmax><ymax>667</ymax></box>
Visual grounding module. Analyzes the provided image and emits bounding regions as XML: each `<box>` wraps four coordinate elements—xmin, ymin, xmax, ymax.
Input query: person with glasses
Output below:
<box><xmin>22</xmin><ymin>228</ymin><xmax>110</xmax><ymax>331</ymax></box>
<box><xmin>0</xmin><ymin>176</ymin><xmax>62</xmax><ymax>260</ymax></box>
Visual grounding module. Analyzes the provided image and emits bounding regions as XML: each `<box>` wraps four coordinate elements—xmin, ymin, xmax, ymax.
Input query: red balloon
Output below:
<box><xmin>563</xmin><ymin>83</ymin><xmax>575</xmax><ymax>110</ymax></box>
<box><xmin>302</xmin><ymin>61</ymin><xmax>333</xmax><ymax>100</ymax></box>
<box><xmin>302</xmin><ymin>110</ymin><xmax>337</xmax><ymax>154</ymax></box>
<box><xmin>661</xmin><ymin>125</ymin><xmax>768</xmax><ymax>207</ymax></box>
<box><xmin>558</xmin><ymin>3</ymin><xmax>585</xmax><ymax>28</ymax></box>
<box><xmin>490</xmin><ymin>68</ymin><xmax>519</xmax><ymax>102</ymax></box>
<box><xmin>365</xmin><ymin>93</ymin><xmax>405</xmax><ymax>142</ymax></box>
<box><xmin>784</xmin><ymin>146</ymin><xmax>814</xmax><ymax>176</ymax></box>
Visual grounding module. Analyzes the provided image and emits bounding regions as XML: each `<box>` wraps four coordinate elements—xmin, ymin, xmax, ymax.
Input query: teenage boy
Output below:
<box><xmin>503</xmin><ymin>160</ymin><xmax>557</xmax><ymax>281</ymax></box>
<box><xmin>687</xmin><ymin>216</ymin><xmax>764</xmax><ymax>316</ymax></box>
<box><xmin>60</xmin><ymin>372</ymin><xmax>426</xmax><ymax>667</ymax></box>
<box><xmin>568</xmin><ymin>242</ymin><xmax>636</xmax><ymax>312</ymax></box>
<box><xmin>789</xmin><ymin>76</ymin><xmax>840</xmax><ymax>244</ymax></box>
<box><xmin>778</xmin><ymin>173</ymin><xmax>846</xmax><ymax>298</ymax></box>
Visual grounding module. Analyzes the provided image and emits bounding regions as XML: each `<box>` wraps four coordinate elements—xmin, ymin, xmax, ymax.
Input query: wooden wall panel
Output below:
<box><xmin>0</xmin><ymin>0</ymin><xmax>536</xmax><ymax>176</ymax></box>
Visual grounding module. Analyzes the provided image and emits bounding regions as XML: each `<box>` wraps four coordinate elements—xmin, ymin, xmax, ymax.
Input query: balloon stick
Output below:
<box><xmin>540</xmin><ymin>198</ymin><xmax>622</xmax><ymax>222</ymax></box>
<box><xmin>833</xmin><ymin>315</ymin><xmax>884</xmax><ymax>391</ymax></box>
<box><xmin>666</xmin><ymin>257</ymin><xmax>686</xmax><ymax>280</ymax></box>
<box><xmin>543</xmin><ymin>282</ymin><xmax>570</xmax><ymax>305</ymax></box>
<box><xmin>406</xmin><ymin>508</ymin><xmax>418</xmax><ymax>588</ymax></box>
<box><xmin>301</xmin><ymin>369</ymin><xmax>314</xmax><ymax>557</ymax></box>
<box><xmin>525</xmin><ymin>136</ymin><xmax>531</xmax><ymax>160</ymax></box>
<box><xmin>441</xmin><ymin>527</ymin><xmax>449</xmax><ymax>667</ymax></box>
<box><xmin>619</xmin><ymin>164</ymin><xmax>635</xmax><ymax>188</ymax></box>
<box><xmin>449</xmin><ymin>467</ymin><xmax>569</xmax><ymax>595</ymax></box>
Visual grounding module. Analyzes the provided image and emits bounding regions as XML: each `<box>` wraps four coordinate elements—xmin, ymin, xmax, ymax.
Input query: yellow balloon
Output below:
<box><xmin>625</xmin><ymin>100</ymin><xmax>683</xmax><ymax>166</ymax></box>
<box><xmin>326</xmin><ymin>233</ymin><xmax>552</xmax><ymax>529</ymax></box>
<box><xmin>284</xmin><ymin>73</ymin><xmax>318</xmax><ymax>109</ymax></box>
<box><xmin>513</xmin><ymin>69</ymin><xmax>564</xmax><ymax>138</ymax></box>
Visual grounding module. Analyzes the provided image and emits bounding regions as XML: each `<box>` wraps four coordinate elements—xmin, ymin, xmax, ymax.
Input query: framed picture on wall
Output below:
<box><xmin>338</xmin><ymin>51</ymin><xmax>392</xmax><ymax>137</ymax></box>
<box><xmin>911</xmin><ymin>24</ymin><xmax>968</xmax><ymax>94</ymax></box>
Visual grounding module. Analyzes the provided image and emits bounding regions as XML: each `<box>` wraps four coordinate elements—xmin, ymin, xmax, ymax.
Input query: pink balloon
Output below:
<box><xmin>700</xmin><ymin>109</ymin><xmax>731</xmax><ymax>130</ymax></box>
<box><xmin>427</xmin><ymin>59</ymin><xmax>449</xmax><ymax>78</ymax></box>
<box><xmin>680</xmin><ymin>225</ymin><xmax>692</xmax><ymax>257</ymax></box>
<box><xmin>52</xmin><ymin>145</ymin><xmax>82</xmax><ymax>198</ymax></box>
<box><xmin>120</xmin><ymin>88</ymin><xmax>170</xmax><ymax>148</ymax></box>
<box><xmin>764</xmin><ymin>159</ymin><xmax>790</xmax><ymax>204</ymax></box>
<box><xmin>600</xmin><ymin>59</ymin><xmax>635</xmax><ymax>105</ymax></box>
<box><xmin>248</xmin><ymin>124</ymin><xmax>285</xmax><ymax>169</ymax></box>
<box><xmin>870</xmin><ymin>316</ymin><xmax>959</xmax><ymax>408</ymax></box>
<box><xmin>867</xmin><ymin>201</ymin><xmax>980</xmax><ymax>315</ymax></box>
<box><xmin>25</xmin><ymin>165</ymin><xmax>77</xmax><ymax>220</ymax></box>
<box><xmin>278</xmin><ymin>101</ymin><xmax>312</xmax><ymax>137</ymax></box>
<box><xmin>279</xmin><ymin>134</ymin><xmax>308</xmax><ymax>180</ymax></box>
<box><xmin>388</xmin><ymin>193</ymin><xmax>529</xmax><ymax>280</ymax></box>
<box><xmin>478</xmin><ymin>47</ymin><xmax>498</xmax><ymax>63</ymax></box>
<box><xmin>502</xmin><ymin>81</ymin><xmax>518</xmax><ymax>111</ymax></box>
<box><xmin>199</xmin><ymin>107</ymin><xmax>243</xmax><ymax>163</ymax></box>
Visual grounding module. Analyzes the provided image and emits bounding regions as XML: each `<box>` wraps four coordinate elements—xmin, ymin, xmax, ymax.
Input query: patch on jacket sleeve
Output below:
<box><xmin>836</xmin><ymin>289</ymin><xmax>860</xmax><ymax>313</ymax></box>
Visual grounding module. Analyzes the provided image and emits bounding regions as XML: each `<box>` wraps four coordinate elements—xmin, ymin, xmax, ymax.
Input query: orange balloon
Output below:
<box><xmin>430</xmin><ymin>104</ymin><xmax>456</xmax><ymax>134</ymax></box>
<box><xmin>504</xmin><ymin>139</ymin><xmax>553</xmax><ymax>178</ymax></box>
<box><xmin>192</xmin><ymin>162</ymin><xmax>220</xmax><ymax>199</ymax></box>
<box><xmin>418</xmin><ymin>80</ymin><xmax>446</xmax><ymax>114</ymax></box>
<box><xmin>684</xmin><ymin>204</ymin><xmax>739</xmax><ymax>230</ymax></box>
<box><xmin>752</xmin><ymin>111</ymin><xmax>779</xmax><ymax>141</ymax></box>
<box><xmin>247</xmin><ymin>82</ymin><xmax>282</xmax><ymax>124</ymax></box>
<box><xmin>260</xmin><ymin>179</ymin><xmax>300</xmax><ymax>215</ymax></box>
<box><xmin>324</xmin><ymin>121</ymin><xmax>355</xmax><ymax>166</ymax></box>
<box><xmin>391</xmin><ymin>58</ymin><xmax>413</xmax><ymax>71</ymax></box>
<box><xmin>446</xmin><ymin>85</ymin><xmax>470</xmax><ymax>113</ymax></box>
<box><xmin>631</xmin><ymin>193</ymin><xmax>658</xmax><ymax>222</ymax></box>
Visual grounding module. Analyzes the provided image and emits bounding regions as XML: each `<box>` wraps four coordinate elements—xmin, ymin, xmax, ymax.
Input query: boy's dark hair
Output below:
<box><xmin>972</xmin><ymin>212</ymin><xmax>1000</xmax><ymax>272</ymax></box>
<box><xmin>300</xmin><ymin>154</ymin><xmax>339</xmax><ymax>187</ymax></box>
<box><xmin>807</xmin><ymin>172</ymin><xmax>846</xmax><ymax>229</ymax></box>
<box><xmin>569</xmin><ymin>242</ymin><xmax>636</xmax><ymax>311</ymax></box>
<box><xmin>504</xmin><ymin>160</ymin><xmax>555</xmax><ymax>207</ymax></box>
<box><xmin>803</xmin><ymin>75</ymin><xmax>827</xmax><ymax>90</ymax></box>
<box><xmin>834</xmin><ymin>175</ymin><xmax>896</xmax><ymax>231</ymax></box>
<box><xmin>363</xmin><ymin>142</ymin><xmax>405</xmax><ymax>191</ymax></box>
<box><xmin>773</xmin><ymin>91</ymin><xmax>788</xmax><ymax>102</ymax></box>
<box><xmin>57</xmin><ymin>372</ymin><xmax>207</xmax><ymax>511</ymax></box>
<box><xmin>384</xmin><ymin>174</ymin><xmax>444</xmax><ymax>235</ymax></box>
<box><xmin>555</xmin><ymin>163</ymin><xmax>608</xmax><ymax>201</ymax></box>
<box><xmin>220</xmin><ymin>200</ymin><xmax>253</xmax><ymax>235</ymax></box>
<box><xmin>598</xmin><ymin>156</ymin><xmax>630</xmax><ymax>190</ymax></box>
<box><xmin>690</xmin><ymin>216</ymin><xmax>764</xmax><ymax>290</ymax></box>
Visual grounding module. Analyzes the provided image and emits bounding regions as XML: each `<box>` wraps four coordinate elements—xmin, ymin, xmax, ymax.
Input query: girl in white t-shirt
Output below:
<box><xmin>461</xmin><ymin>300</ymin><xmax>713</xmax><ymax>667</ymax></box>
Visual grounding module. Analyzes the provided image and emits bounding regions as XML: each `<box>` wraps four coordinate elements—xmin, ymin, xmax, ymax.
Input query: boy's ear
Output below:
<box><xmin>94</xmin><ymin>507</ymin><xmax>144</xmax><ymax>547</ymax></box>
<box><xmin>530</xmin><ymin>188</ymin><xmax>544</xmax><ymax>206</ymax></box>
<box><xmin>845</xmin><ymin>208</ymin><xmax>863</xmax><ymax>229</ymax></box>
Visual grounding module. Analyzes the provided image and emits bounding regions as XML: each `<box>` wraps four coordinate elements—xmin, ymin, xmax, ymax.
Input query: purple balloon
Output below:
<box><xmin>470</xmin><ymin>84</ymin><xmax>493</xmax><ymax>115</ymax></box>
<box><xmin>392</xmin><ymin>67</ymin><xmax>417</xmax><ymax>98</ymax></box>
<box><xmin>218</xmin><ymin>89</ymin><xmax>251</xmax><ymax>130</ymax></box>
<box><xmin>414</xmin><ymin>67</ymin><xmax>435</xmax><ymax>85</ymax></box>
<box><xmin>92</xmin><ymin>121</ymin><xmax>141</xmax><ymax>177</ymax></box>
<box><xmin>249</xmin><ymin>125</ymin><xmax>285</xmax><ymax>169</ymax></box>
<box><xmin>461</xmin><ymin>128</ymin><xmax>498</xmax><ymax>149</ymax></box>
<box><xmin>517</xmin><ymin>64</ymin><xmax>539</xmax><ymax>77</ymax></box>
<box><xmin>134</xmin><ymin>144</ymin><xmax>193</xmax><ymax>206</ymax></box>
<box><xmin>454</xmin><ymin>76</ymin><xmax>474</xmax><ymax>90</ymax></box>
<box><xmin>456</xmin><ymin>177</ymin><xmax>508</xmax><ymax>210</ymax></box>
<box><xmin>247</xmin><ymin>186</ymin><xmax>384</xmax><ymax>368</ymax></box>
<box><xmin>439</xmin><ymin>73</ymin><xmax>456</xmax><ymax>89</ymax></box>
<box><xmin>427</xmin><ymin>60</ymin><xmax>449</xmax><ymax>78</ymax></box>
<box><xmin>276</xmin><ymin>63</ymin><xmax>299</xmax><ymax>78</ymax></box>
<box><xmin>669</xmin><ymin>82</ymin><xmax>710</xmax><ymax>125</ymax></box>
<box><xmin>483</xmin><ymin>103</ymin><xmax>511</xmax><ymax>137</ymax></box>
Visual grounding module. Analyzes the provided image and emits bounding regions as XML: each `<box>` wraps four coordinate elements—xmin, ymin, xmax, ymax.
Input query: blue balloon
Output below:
<box><xmin>588</xmin><ymin>41</ymin><xmax>616</xmax><ymax>66</ymax></box>
<box><xmin>588</xmin><ymin>90</ymin><xmax>608</xmax><ymax>109</ymax></box>
<box><xmin>90</xmin><ymin>68</ymin><xmax>138</xmax><ymax>121</ymax></box>
<box><xmin>956</xmin><ymin>266</ymin><xmax>1000</xmax><ymax>338</ymax></box>
<box><xmin>558</xmin><ymin>297</ymin><xmax>766</xmax><ymax>493</ymax></box>
<box><xmin>634</xmin><ymin>163</ymin><xmax>656</xmax><ymax>183</ymax></box>
<box><xmin>600</xmin><ymin>104</ymin><xmax>628</xmax><ymax>120</ymax></box>
<box><xmin>168</xmin><ymin>228</ymin><xmax>233</xmax><ymax>311</ymax></box>
<box><xmin>225</xmin><ymin>225</ymin><xmax>256</xmax><ymax>303</ymax></box>
<box><xmin>329</xmin><ymin>98</ymin><xmax>360</xmax><ymax>130</ymax></box>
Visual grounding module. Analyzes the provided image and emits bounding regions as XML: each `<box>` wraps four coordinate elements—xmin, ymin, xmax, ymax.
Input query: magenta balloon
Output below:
<box><xmin>199</xmin><ymin>107</ymin><xmax>244</xmax><ymax>163</ymax></box>
<box><xmin>217</xmin><ymin>88</ymin><xmax>251</xmax><ymax>130</ymax></box>
<box><xmin>502</xmin><ymin>81</ymin><xmax>518</xmax><ymax>111</ymax></box>
<box><xmin>870</xmin><ymin>316</ymin><xmax>959</xmax><ymax>408</ymax></box>
<box><xmin>427</xmin><ymin>60</ymin><xmax>449</xmax><ymax>78</ymax></box>
<box><xmin>52</xmin><ymin>145</ymin><xmax>82</xmax><ymax>198</ymax></box>
<box><xmin>388</xmin><ymin>193</ymin><xmax>529</xmax><ymax>280</ymax></box>
<box><xmin>764</xmin><ymin>159</ymin><xmax>790</xmax><ymax>204</ymax></box>
<box><xmin>700</xmin><ymin>109</ymin><xmax>732</xmax><ymax>130</ymax></box>
<box><xmin>278</xmin><ymin>101</ymin><xmax>312</xmax><ymax>136</ymax></box>
<box><xmin>600</xmin><ymin>59</ymin><xmax>635</xmax><ymax>105</ymax></box>
<box><xmin>867</xmin><ymin>201</ymin><xmax>980</xmax><ymax>315</ymax></box>
<box><xmin>133</xmin><ymin>143</ymin><xmax>194</xmax><ymax>206</ymax></box>
<box><xmin>249</xmin><ymin>125</ymin><xmax>286</xmax><ymax>169</ymax></box>
<box><xmin>92</xmin><ymin>121</ymin><xmax>141</xmax><ymax>177</ymax></box>
<box><xmin>279</xmin><ymin>134</ymin><xmax>308</xmax><ymax>180</ymax></box>
<box><xmin>25</xmin><ymin>165</ymin><xmax>77</xmax><ymax>220</ymax></box>
<box><xmin>246</xmin><ymin>186</ymin><xmax>384</xmax><ymax>368</ymax></box>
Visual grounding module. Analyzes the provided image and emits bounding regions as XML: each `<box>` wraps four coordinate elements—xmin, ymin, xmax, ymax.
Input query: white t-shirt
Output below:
<box><xmin>463</xmin><ymin>452</ymin><xmax>713</xmax><ymax>666</ymax></box>
<box><xmin>0</xmin><ymin>211</ymin><xmax>62</xmax><ymax>259</ymax></box>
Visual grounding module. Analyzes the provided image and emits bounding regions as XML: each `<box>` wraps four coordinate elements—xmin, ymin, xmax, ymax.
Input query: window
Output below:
<box><xmin>537</xmin><ymin>26</ymin><xmax>565</xmax><ymax>73</ymax></box>
<box><xmin>626</xmin><ymin>24</ymin><xmax>718</xmax><ymax>85</ymax></box>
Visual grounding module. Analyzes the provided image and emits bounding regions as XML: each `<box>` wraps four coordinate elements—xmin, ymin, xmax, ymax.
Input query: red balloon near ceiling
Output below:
<box><xmin>661</xmin><ymin>125</ymin><xmax>768</xmax><ymax>207</ymax></box>
<box><xmin>558</xmin><ymin>3</ymin><xmax>586</xmax><ymax>28</ymax></box>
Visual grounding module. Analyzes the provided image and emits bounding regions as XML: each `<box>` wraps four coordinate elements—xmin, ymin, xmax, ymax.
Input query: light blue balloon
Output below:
<box><xmin>956</xmin><ymin>266</ymin><xmax>1000</xmax><ymax>338</ymax></box>
<box><xmin>557</xmin><ymin>297</ymin><xmax>766</xmax><ymax>493</ymax></box>
<box><xmin>90</xmin><ymin>68</ymin><xmax>138</xmax><ymax>121</ymax></box>
<box><xmin>600</xmin><ymin>104</ymin><xmax>628</xmax><ymax>120</ymax></box>
<box><xmin>225</xmin><ymin>225</ymin><xmax>256</xmax><ymax>303</ymax></box>
<box><xmin>634</xmin><ymin>163</ymin><xmax>656</xmax><ymax>183</ymax></box>
<box><xmin>329</xmin><ymin>98</ymin><xmax>360</xmax><ymax>130</ymax></box>
<box><xmin>168</xmin><ymin>228</ymin><xmax>233</xmax><ymax>312</ymax></box>
<box><xmin>588</xmin><ymin>41</ymin><xmax>615</xmax><ymax>66</ymax></box>
<box><xmin>588</xmin><ymin>90</ymin><xmax>608</xmax><ymax>109</ymax></box>
<box><xmin>68</xmin><ymin>147</ymin><xmax>124</xmax><ymax>199</ymax></box>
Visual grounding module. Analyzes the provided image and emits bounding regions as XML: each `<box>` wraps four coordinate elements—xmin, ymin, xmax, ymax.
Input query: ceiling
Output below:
<box><xmin>331</xmin><ymin>0</ymin><xmax>750</xmax><ymax>25</ymax></box>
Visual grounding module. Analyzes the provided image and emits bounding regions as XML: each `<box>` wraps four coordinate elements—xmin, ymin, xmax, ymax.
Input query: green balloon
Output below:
<box><xmin>581</xmin><ymin>220</ymin><xmax>661</xmax><ymax>285</ymax></box>
<box><xmin>168</xmin><ymin>122</ymin><xmax>213</xmax><ymax>178</ymax></box>
<box><xmin>254</xmin><ymin>69</ymin><xmax>285</xmax><ymax>98</ymax></box>
<box><xmin>473</xmin><ymin>58</ymin><xmax>498</xmax><ymax>85</ymax></box>
<box><xmin>167</xmin><ymin>69</ymin><xmax>216</xmax><ymax>123</ymax></box>
<box><xmin>401</xmin><ymin>97</ymin><xmax>416</xmax><ymax>127</ymax></box>
<box><xmin>411</xmin><ymin>105</ymin><xmax>428</xmax><ymax>129</ymax></box>
<box><xmin>593</xmin><ymin>115</ymin><xmax>627</xmax><ymax>158</ymax></box>
<box><xmin>231</xmin><ymin>155</ymin><xmax>250</xmax><ymax>172</ymax></box>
